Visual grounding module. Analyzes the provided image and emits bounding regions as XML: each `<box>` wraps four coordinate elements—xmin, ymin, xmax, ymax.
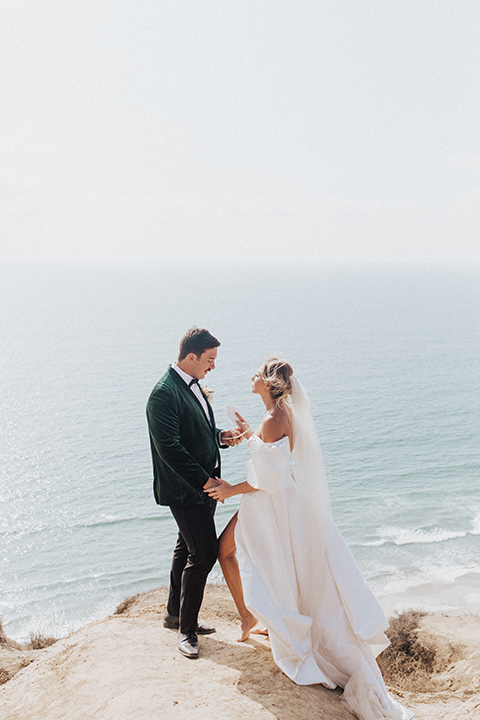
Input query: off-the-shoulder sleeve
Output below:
<box><xmin>246</xmin><ymin>435</ymin><xmax>292</xmax><ymax>494</ymax></box>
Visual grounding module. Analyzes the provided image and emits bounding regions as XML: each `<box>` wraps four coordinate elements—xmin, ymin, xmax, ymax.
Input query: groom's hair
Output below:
<box><xmin>178</xmin><ymin>327</ymin><xmax>220</xmax><ymax>361</ymax></box>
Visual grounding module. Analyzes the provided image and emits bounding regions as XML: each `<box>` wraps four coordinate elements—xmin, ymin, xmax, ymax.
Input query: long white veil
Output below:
<box><xmin>290</xmin><ymin>375</ymin><xmax>332</xmax><ymax>552</ymax></box>
<box><xmin>290</xmin><ymin>375</ymin><xmax>390</xmax><ymax>648</ymax></box>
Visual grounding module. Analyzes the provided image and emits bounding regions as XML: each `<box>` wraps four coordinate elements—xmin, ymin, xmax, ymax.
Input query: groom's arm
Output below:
<box><xmin>147</xmin><ymin>389</ymin><xmax>210</xmax><ymax>488</ymax></box>
<box><xmin>217</xmin><ymin>429</ymin><xmax>229</xmax><ymax>449</ymax></box>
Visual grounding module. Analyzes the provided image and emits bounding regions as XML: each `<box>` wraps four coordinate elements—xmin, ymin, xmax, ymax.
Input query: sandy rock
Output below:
<box><xmin>0</xmin><ymin>587</ymin><xmax>478</xmax><ymax>720</ymax></box>
<box><xmin>417</xmin><ymin>614</ymin><xmax>480</xmax><ymax>696</ymax></box>
<box><xmin>452</xmin><ymin>697</ymin><xmax>480</xmax><ymax>720</ymax></box>
<box><xmin>0</xmin><ymin>647</ymin><xmax>38</xmax><ymax>686</ymax></box>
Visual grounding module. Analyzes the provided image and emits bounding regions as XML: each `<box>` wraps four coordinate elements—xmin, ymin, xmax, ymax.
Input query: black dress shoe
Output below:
<box><xmin>178</xmin><ymin>632</ymin><xmax>199</xmax><ymax>658</ymax></box>
<box><xmin>163</xmin><ymin>613</ymin><xmax>216</xmax><ymax>635</ymax></box>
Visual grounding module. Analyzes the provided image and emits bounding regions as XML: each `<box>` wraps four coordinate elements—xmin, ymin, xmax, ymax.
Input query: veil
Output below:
<box><xmin>290</xmin><ymin>375</ymin><xmax>333</xmax><ymax>540</ymax></box>
<box><xmin>290</xmin><ymin>375</ymin><xmax>390</xmax><ymax>647</ymax></box>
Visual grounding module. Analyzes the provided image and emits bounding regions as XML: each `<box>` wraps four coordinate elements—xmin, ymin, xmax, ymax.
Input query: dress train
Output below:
<box><xmin>236</xmin><ymin>434</ymin><xmax>414</xmax><ymax>720</ymax></box>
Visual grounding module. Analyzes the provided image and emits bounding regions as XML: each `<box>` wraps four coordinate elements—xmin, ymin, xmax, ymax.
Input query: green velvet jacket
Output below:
<box><xmin>146</xmin><ymin>366</ymin><xmax>223</xmax><ymax>506</ymax></box>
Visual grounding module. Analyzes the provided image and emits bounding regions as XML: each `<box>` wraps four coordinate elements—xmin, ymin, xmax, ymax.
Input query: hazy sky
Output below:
<box><xmin>2</xmin><ymin>1</ymin><xmax>480</xmax><ymax>266</ymax></box>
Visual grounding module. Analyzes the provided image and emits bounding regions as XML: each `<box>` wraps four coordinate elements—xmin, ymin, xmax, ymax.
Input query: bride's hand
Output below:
<box><xmin>204</xmin><ymin>477</ymin><xmax>233</xmax><ymax>502</ymax></box>
<box><xmin>235</xmin><ymin>412</ymin><xmax>253</xmax><ymax>440</ymax></box>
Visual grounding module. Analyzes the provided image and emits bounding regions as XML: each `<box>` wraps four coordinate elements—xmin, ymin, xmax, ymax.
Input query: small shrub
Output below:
<box><xmin>28</xmin><ymin>633</ymin><xmax>58</xmax><ymax>650</ymax></box>
<box><xmin>378</xmin><ymin>610</ymin><xmax>436</xmax><ymax>692</ymax></box>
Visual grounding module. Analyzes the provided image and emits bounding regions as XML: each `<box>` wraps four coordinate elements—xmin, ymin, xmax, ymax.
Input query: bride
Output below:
<box><xmin>204</xmin><ymin>358</ymin><xmax>414</xmax><ymax>720</ymax></box>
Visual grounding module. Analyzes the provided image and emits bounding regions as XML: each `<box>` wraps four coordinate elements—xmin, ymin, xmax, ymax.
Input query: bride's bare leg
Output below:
<box><xmin>218</xmin><ymin>513</ymin><xmax>258</xmax><ymax>641</ymax></box>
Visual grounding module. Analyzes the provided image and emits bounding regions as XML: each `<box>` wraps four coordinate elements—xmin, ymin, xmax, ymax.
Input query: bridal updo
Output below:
<box><xmin>260</xmin><ymin>357</ymin><xmax>294</xmax><ymax>406</ymax></box>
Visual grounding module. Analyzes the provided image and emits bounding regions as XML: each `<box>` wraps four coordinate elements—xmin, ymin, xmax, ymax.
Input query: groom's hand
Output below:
<box><xmin>220</xmin><ymin>429</ymin><xmax>243</xmax><ymax>446</ymax></box>
<box><xmin>203</xmin><ymin>476</ymin><xmax>225</xmax><ymax>503</ymax></box>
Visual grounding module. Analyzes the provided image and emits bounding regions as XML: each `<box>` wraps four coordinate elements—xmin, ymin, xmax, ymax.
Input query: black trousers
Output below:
<box><xmin>167</xmin><ymin>495</ymin><xmax>218</xmax><ymax>634</ymax></box>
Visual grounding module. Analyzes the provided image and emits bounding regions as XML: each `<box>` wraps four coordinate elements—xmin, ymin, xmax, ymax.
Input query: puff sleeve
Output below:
<box><xmin>246</xmin><ymin>435</ymin><xmax>292</xmax><ymax>494</ymax></box>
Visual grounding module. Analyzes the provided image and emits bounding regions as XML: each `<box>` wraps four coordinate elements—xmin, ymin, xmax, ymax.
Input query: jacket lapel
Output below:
<box><xmin>204</xmin><ymin>395</ymin><xmax>216</xmax><ymax>436</ymax></box>
<box><xmin>168</xmin><ymin>367</ymin><xmax>216</xmax><ymax>435</ymax></box>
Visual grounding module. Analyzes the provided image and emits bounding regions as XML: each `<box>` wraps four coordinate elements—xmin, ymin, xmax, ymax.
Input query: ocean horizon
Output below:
<box><xmin>1</xmin><ymin>262</ymin><xmax>479</xmax><ymax>642</ymax></box>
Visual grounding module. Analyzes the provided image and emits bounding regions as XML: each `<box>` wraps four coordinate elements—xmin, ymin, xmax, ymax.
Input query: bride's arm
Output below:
<box><xmin>203</xmin><ymin>412</ymin><xmax>257</xmax><ymax>501</ymax></box>
<box><xmin>234</xmin><ymin>412</ymin><xmax>253</xmax><ymax>440</ymax></box>
<box><xmin>205</xmin><ymin>412</ymin><xmax>291</xmax><ymax>502</ymax></box>
<box><xmin>204</xmin><ymin>478</ymin><xmax>257</xmax><ymax>502</ymax></box>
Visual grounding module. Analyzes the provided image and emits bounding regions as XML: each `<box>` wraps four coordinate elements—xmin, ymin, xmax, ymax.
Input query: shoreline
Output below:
<box><xmin>377</xmin><ymin>571</ymin><xmax>480</xmax><ymax>619</ymax></box>
<box><xmin>3</xmin><ymin>570</ymin><xmax>480</xmax><ymax>647</ymax></box>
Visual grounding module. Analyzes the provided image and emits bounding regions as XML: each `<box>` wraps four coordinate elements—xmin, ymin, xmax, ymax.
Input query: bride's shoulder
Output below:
<box><xmin>250</xmin><ymin>433</ymin><xmax>290</xmax><ymax>450</ymax></box>
<box><xmin>258</xmin><ymin>412</ymin><xmax>291</xmax><ymax>446</ymax></box>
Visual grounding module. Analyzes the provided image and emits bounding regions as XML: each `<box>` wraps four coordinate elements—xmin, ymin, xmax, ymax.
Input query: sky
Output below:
<box><xmin>1</xmin><ymin>0</ymin><xmax>480</xmax><ymax>267</ymax></box>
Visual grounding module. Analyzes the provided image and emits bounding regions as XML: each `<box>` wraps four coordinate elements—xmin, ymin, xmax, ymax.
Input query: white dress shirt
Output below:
<box><xmin>172</xmin><ymin>363</ymin><xmax>220</xmax><ymax>472</ymax></box>
<box><xmin>172</xmin><ymin>363</ymin><xmax>212</xmax><ymax>425</ymax></box>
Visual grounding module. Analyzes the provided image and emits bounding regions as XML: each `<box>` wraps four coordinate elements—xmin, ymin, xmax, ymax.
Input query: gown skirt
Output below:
<box><xmin>235</xmin><ymin>435</ymin><xmax>414</xmax><ymax>720</ymax></box>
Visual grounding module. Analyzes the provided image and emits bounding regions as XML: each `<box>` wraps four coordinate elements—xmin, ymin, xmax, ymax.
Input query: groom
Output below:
<box><xmin>146</xmin><ymin>327</ymin><xmax>240</xmax><ymax>659</ymax></box>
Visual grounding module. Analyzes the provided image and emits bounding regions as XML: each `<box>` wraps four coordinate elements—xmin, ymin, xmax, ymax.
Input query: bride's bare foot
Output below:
<box><xmin>238</xmin><ymin>612</ymin><xmax>258</xmax><ymax>642</ymax></box>
<box><xmin>251</xmin><ymin>627</ymin><xmax>269</xmax><ymax>637</ymax></box>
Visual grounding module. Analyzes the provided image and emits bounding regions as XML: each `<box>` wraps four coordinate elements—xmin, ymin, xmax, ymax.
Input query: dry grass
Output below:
<box><xmin>378</xmin><ymin>610</ymin><xmax>448</xmax><ymax>693</ymax></box>
<box><xmin>114</xmin><ymin>593</ymin><xmax>141</xmax><ymax>615</ymax></box>
<box><xmin>27</xmin><ymin>633</ymin><xmax>59</xmax><ymax>650</ymax></box>
<box><xmin>1</xmin><ymin>617</ymin><xmax>58</xmax><ymax>652</ymax></box>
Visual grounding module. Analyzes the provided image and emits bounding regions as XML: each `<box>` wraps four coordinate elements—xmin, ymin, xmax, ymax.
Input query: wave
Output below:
<box><xmin>71</xmin><ymin>514</ymin><xmax>166</xmax><ymax>531</ymax></box>
<box><xmin>470</xmin><ymin>509</ymin><xmax>480</xmax><ymax>536</ymax></box>
<box><xmin>0</xmin><ymin>512</ymin><xmax>169</xmax><ymax>539</ymax></box>
<box><xmin>370</xmin><ymin>559</ymin><xmax>480</xmax><ymax>598</ymax></box>
<box><xmin>362</xmin><ymin>525</ymin><xmax>471</xmax><ymax>547</ymax></box>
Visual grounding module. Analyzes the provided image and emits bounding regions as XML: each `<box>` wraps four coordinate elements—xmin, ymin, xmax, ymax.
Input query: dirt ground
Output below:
<box><xmin>1</xmin><ymin>586</ymin><xmax>479</xmax><ymax>720</ymax></box>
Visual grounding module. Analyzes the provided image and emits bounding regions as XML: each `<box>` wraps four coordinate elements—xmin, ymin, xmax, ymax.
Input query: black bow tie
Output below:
<box><xmin>189</xmin><ymin>378</ymin><xmax>199</xmax><ymax>387</ymax></box>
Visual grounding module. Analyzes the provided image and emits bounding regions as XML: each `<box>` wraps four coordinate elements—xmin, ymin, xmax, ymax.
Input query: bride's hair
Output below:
<box><xmin>260</xmin><ymin>357</ymin><xmax>294</xmax><ymax>406</ymax></box>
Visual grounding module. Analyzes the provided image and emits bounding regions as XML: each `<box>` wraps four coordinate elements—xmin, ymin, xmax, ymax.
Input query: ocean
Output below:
<box><xmin>1</xmin><ymin>263</ymin><xmax>479</xmax><ymax>642</ymax></box>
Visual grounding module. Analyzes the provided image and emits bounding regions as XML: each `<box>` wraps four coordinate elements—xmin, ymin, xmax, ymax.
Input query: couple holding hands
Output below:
<box><xmin>146</xmin><ymin>327</ymin><xmax>413</xmax><ymax>720</ymax></box>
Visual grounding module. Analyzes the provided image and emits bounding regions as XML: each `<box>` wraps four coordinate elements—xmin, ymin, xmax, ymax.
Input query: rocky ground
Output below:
<box><xmin>1</xmin><ymin>586</ymin><xmax>479</xmax><ymax>720</ymax></box>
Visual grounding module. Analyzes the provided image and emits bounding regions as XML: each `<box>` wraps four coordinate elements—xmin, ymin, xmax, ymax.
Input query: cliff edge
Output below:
<box><xmin>1</xmin><ymin>586</ymin><xmax>479</xmax><ymax>720</ymax></box>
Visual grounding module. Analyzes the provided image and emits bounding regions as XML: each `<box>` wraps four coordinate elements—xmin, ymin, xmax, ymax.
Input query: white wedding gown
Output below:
<box><xmin>235</xmin><ymin>434</ymin><xmax>414</xmax><ymax>720</ymax></box>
